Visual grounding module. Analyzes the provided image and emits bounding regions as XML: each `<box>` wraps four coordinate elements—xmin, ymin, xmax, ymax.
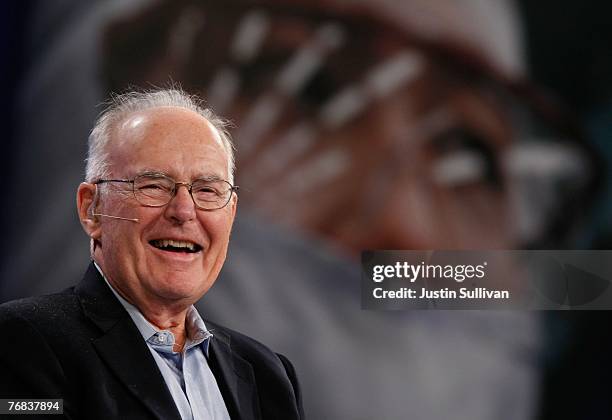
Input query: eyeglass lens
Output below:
<box><xmin>133</xmin><ymin>175</ymin><xmax>232</xmax><ymax>209</ymax></box>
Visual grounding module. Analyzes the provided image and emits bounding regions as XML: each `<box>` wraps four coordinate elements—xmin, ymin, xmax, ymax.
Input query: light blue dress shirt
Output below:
<box><xmin>94</xmin><ymin>263</ymin><xmax>231</xmax><ymax>420</ymax></box>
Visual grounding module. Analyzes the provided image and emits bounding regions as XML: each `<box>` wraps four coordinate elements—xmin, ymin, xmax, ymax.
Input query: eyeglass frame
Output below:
<box><xmin>93</xmin><ymin>173</ymin><xmax>239</xmax><ymax>211</ymax></box>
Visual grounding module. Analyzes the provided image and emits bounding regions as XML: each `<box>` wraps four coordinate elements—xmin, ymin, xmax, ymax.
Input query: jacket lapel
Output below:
<box><xmin>208</xmin><ymin>327</ymin><xmax>260</xmax><ymax>420</ymax></box>
<box><xmin>76</xmin><ymin>263</ymin><xmax>181</xmax><ymax>420</ymax></box>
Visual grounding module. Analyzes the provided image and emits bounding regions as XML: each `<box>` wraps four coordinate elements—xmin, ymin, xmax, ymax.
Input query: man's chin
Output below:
<box><xmin>150</xmin><ymin>274</ymin><xmax>209</xmax><ymax>303</ymax></box>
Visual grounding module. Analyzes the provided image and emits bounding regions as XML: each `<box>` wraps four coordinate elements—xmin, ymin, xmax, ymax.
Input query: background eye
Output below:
<box><xmin>429</xmin><ymin>127</ymin><xmax>502</xmax><ymax>187</ymax></box>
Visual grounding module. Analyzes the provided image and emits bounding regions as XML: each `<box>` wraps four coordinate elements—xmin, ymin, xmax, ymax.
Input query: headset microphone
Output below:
<box><xmin>93</xmin><ymin>213</ymin><xmax>140</xmax><ymax>223</ymax></box>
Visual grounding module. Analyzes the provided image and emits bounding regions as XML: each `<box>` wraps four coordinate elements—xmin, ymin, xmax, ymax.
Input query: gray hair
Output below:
<box><xmin>86</xmin><ymin>88</ymin><xmax>236</xmax><ymax>183</ymax></box>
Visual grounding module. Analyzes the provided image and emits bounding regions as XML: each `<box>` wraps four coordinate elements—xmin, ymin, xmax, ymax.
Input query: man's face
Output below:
<box><xmin>91</xmin><ymin>106</ymin><xmax>236</xmax><ymax>310</ymax></box>
<box><xmin>235</xmin><ymin>57</ymin><xmax>516</xmax><ymax>252</ymax></box>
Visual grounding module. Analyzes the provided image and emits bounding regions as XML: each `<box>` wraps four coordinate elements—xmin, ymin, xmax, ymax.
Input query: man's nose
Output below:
<box><xmin>164</xmin><ymin>184</ymin><xmax>197</xmax><ymax>223</ymax></box>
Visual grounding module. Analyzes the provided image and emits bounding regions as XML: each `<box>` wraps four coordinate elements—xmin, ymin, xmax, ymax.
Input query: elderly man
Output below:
<box><xmin>0</xmin><ymin>89</ymin><xmax>303</xmax><ymax>420</ymax></box>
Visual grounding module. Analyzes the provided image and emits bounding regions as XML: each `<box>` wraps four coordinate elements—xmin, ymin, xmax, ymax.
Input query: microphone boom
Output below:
<box><xmin>93</xmin><ymin>213</ymin><xmax>140</xmax><ymax>222</ymax></box>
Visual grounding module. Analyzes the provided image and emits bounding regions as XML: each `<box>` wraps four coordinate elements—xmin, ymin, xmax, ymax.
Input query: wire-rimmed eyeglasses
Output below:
<box><xmin>94</xmin><ymin>173</ymin><xmax>239</xmax><ymax>211</ymax></box>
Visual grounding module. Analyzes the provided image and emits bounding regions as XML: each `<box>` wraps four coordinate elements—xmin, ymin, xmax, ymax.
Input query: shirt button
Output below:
<box><xmin>158</xmin><ymin>334</ymin><xmax>165</xmax><ymax>342</ymax></box>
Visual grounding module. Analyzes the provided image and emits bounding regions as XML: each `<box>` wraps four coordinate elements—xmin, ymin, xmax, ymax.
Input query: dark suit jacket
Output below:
<box><xmin>0</xmin><ymin>264</ymin><xmax>304</xmax><ymax>419</ymax></box>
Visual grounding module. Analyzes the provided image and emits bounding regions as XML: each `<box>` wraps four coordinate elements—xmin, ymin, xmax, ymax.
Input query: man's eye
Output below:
<box><xmin>195</xmin><ymin>186</ymin><xmax>219</xmax><ymax>195</ymax></box>
<box><xmin>140</xmin><ymin>183</ymin><xmax>170</xmax><ymax>191</ymax></box>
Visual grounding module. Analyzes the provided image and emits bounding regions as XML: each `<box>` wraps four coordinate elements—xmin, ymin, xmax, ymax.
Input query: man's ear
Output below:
<box><xmin>77</xmin><ymin>182</ymin><xmax>102</xmax><ymax>240</ymax></box>
<box><xmin>230</xmin><ymin>192</ymin><xmax>238</xmax><ymax>217</ymax></box>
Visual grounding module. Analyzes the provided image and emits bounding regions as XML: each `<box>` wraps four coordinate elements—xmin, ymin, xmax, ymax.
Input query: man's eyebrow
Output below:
<box><xmin>136</xmin><ymin>170</ymin><xmax>227</xmax><ymax>182</ymax></box>
<box><xmin>137</xmin><ymin>170</ymin><xmax>169</xmax><ymax>178</ymax></box>
<box><xmin>197</xmin><ymin>174</ymin><xmax>225</xmax><ymax>182</ymax></box>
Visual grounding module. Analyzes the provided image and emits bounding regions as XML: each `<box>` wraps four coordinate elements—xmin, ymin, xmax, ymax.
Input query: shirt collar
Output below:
<box><xmin>93</xmin><ymin>261</ymin><xmax>213</xmax><ymax>355</ymax></box>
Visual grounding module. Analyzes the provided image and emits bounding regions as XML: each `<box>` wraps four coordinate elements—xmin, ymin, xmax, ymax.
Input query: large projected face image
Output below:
<box><xmin>102</xmin><ymin>0</ymin><xmax>595</xmax><ymax>255</ymax></box>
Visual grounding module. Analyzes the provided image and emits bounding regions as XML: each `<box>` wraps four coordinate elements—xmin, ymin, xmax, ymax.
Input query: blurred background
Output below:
<box><xmin>2</xmin><ymin>0</ymin><xmax>612</xmax><ymax>418</ymax></box>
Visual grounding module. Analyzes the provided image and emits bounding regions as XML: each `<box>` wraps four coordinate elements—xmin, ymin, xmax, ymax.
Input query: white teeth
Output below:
<box><xmin>153</xmin><ymin>239</ymin><xmax>197</xmax><ymax>251</ymax></box>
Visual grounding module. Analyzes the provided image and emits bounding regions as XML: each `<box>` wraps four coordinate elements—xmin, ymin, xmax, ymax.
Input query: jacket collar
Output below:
<box><xmin>75</xmin><ymin>263</ymin><xmax>182</xmax><ymax>420</ymax></box>
<box><xmin>207</xmin><ymin>323</ymin><xmax>261</xmax><ymax>420</ymax></box>
<box><xmin>75</xmin><ymin>263</ymin><xmax>261</xmax><ymax>420</ymax></box>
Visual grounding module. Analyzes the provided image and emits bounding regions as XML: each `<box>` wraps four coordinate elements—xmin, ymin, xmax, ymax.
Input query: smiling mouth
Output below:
<box><xmin>149</xmin><ymin>239</ymin><xmax>203</xmax><ymax>253</ymax></box>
